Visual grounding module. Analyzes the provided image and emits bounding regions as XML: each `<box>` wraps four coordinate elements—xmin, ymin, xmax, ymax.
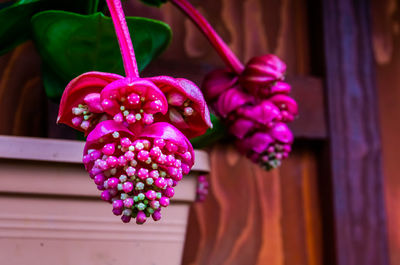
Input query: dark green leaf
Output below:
<box><xmin>42</xmin><ymin>63</ymin><xmax>69</xmax><ymax>101</ymax></box>
<box><xmin>190</xmin><ymin>114</ymin><xmax>227</xmax><ymax>148</ymax></box>
<box><xmin>139</xmin><ymin>0</ymin><xmax>167</xmax><ymax>7</ymax></box>
<box><xmin>0</xmin><ymin>0</ymin><xmax>98</xmax><ymax>55</ymax></box>
<box><xmin>31</xmin><ymin>11</ymin><xmax>172</xmax><ymax>101</ymax></box>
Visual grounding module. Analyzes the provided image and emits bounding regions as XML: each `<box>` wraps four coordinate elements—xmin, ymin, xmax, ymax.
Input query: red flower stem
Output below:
<box><xmin>106</xmin><ymin>0</ymin><xmax>139</xmax><ymax>78</ymax></box>
<box><xmin>169</xmin><ymin>0</ymin><xmax>244</xmax><ymax>75</ymax></box>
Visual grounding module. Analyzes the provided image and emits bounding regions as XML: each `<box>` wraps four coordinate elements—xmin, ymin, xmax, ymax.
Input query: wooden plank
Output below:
<box><xmin>181</xmin><ymin>144</ymin><xmax>284</xmax><ymax>265</ymax></box>
<box><xmin>0</xmin><ymin>159</ymin><xmax>198</xmax><ymax>202</ymax></box>
<box><xmin>280</xmin><ymin>145</ymin><xmax>323</xmax><ymax>265</ymax></box>
<box><xmin>371</xmin><ymin>0</ymin><xmax>400</xmax><ymax>263</ymax></box>
<box><xmin>0</xmin><ymin>135</ymin><xmax>210</xmax><ymax>172</ymax></box>
<box><xmin>322</xmin><ymin>0</ymin><xmax>390</xmax><ymax>264</ymax></box>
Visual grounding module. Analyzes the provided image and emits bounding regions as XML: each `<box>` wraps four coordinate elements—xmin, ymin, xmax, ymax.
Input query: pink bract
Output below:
<box><xmin>201</xmin><ymin>69</ymin><xmax>238</xmax><ymax>101</ymax></box>
<box><xmin>239</xmin><ymin>54</ymin><xmax>287</xmax><ymax>98</ymax></box>
<box><xmin>57</xmin><ymin>71</ymin><xmax>123</xmax><ymax>134</ymax></box>
<box><xmin>147</xmin><ymin>76</ymin><xmax>212</xmax><ymax>138</ymax></box>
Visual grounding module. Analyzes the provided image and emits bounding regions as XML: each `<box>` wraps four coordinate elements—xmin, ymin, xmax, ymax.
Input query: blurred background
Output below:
<box><xmin>0</xmin><ymin>0</ymin><xmax>399</xmax><ymax>264</ymax></box>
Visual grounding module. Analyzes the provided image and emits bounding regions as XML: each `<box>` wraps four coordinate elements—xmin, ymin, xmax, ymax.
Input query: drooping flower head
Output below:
<box><xmin>57</xmin><ymin>0</ymin><xmax>211</xmax><ymax>223</ymax></box>
<box><xmin>83</xmin><ymin>120</ymin><xmax>194</xmax><ymax>224</ymax></box>
<box><xmin>170</xmin><ymin>0</ymin><xmax>298</xmax><ymax>169</ymax></box>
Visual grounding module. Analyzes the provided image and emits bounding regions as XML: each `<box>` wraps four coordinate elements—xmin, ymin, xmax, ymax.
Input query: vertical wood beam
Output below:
<box><xmin>322</xmin><ymin>0</ymin><xmax>390</xmax><ymax>264</ymax></box>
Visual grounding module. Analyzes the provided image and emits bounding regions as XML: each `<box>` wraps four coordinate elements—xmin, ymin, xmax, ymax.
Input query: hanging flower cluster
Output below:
<box><xmin>203</xmin><ymin>56</ymin><xmax>297</xmax><ymax>169</ymax></box>
<box><xmin>170</xmin><ymin>0</ymin><xmax>298</xmax><ymax>170</ymax></box>
<box><xmin>57</xmin><ymin>0</ymin><xmax>211</xmax><ymax>224</ymax></box>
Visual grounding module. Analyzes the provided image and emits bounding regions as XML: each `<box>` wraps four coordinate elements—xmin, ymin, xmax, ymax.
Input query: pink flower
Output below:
<box><xmin>57</xmin><ymin>0</ymin><xmax>211</xmax><ymax>223</ymax></box>
<box><xmin>83</xmin><ymin>120</ymin><xmax>194</xmax><ymax>224</ymax></box>
<box><xmin>170</xmin><ymin>0</ymin><xmax>298</xmax><ymax>169</ymax></box>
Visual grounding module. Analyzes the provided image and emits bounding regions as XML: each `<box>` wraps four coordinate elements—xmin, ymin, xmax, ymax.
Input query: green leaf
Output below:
<box><xmin>31</xmin><ymin>11</ymin><xmax>172</xmax><ymax>101</ymax></box>
<box><xmin>0</xmin><ymin>0</ymin><xmax>98</xmax><ymax>55</ymax></box>
<box><xmin>42</xmin><ymin>63</ymin><xmax>68</xmax><ymax>101</ymax></box>
<box><xmin>190</xmin><ymin>114</ymin><xmax>227</xmax><ymax>149</ymax></box>
<box><xmin>139</xmin><ymin>0</ymin><xmax>167</xmax><ymax>7</ymax></box>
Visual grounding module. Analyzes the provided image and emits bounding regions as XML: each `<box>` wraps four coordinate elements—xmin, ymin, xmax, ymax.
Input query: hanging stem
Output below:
<box><xmin>106</xmin><ymin>0</ymin><xmax>139</xmax><ymax>78</ymax></box>
<box><xmin>169</xmin><ymin>0</ymin><xmax>244</xmax><ymax>74</ymax></box>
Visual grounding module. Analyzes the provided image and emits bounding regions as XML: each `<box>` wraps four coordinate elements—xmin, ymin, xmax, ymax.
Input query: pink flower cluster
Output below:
<box><xmin>203</xmin><ymin>55</ymin><xmax>297</xmax><ymax>169</ymax></box>
<box><xmin>170</xmin><ymin>0</ymin><xmax>298</xmax><ymax>169</ymax></box>
<box><xmin>57</xmin><ymin>0</ymin><xmax>211</xmax><ymax>224</ymax></box>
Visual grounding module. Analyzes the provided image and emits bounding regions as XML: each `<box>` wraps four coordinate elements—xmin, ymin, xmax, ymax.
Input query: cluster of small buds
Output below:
<box><xmin>83</xmin><ymin>131</ymin><xmax>192</xmax><ymax>224</ymax></box>
<box><xmin>196</xmin><ymin>175</ymin><xmax>209</xmax><ymax>202</ymax></box>
<box><xmin>243</xmin><ymin>138</ymin><xmax>292</xmax><ymax>170</ymax></box>
<box><xmin>102</xmin><ymin>92</ymin><xmax>163</xmax><ymax>127</ymax></box>
<box><xmin>167</xmin><ymin>92</ymin><xmax>195</xmax><ymax>125</ymax></box>
<box><xmin>203</xmin><ymin>55</ymin><xmax>298</xmax><ymax>170</ymax></box>
<box><xmin>99</xmin><ymin>79</ymin><xmax>169</xmax><ymax>132</ymax></box>
<box><xmin>69</xmin><ymin>92</ymin><xmax>107</xmax><ymax>133</ymax></box>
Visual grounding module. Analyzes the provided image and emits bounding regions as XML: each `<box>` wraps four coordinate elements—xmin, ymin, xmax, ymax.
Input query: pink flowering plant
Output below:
<box><xmin>0</xmin><ymin>0</ymin><xmax>299</xmax><ymax>223</ymax></box>
<box><xmin>165</xmin><ymin>0</ymin><xmax>299</xmax><ymax>170</ymax></box>
<box><xmin>56</xmin><ymin>0</ymin><xmax>211</xmax><ymax>224</ymax></box>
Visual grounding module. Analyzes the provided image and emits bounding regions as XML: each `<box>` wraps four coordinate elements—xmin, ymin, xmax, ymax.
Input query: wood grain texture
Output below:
<box><xmin>126</xmin><ymin>1</ymin><xmax>324</xmax><ymax>265</ymax></box>
<box><xmin>371</xmin><ymin>0</ymin><xmax>400</xmax><ymax>264</ymax></box>
<box><xmin>280</xmin><ymin>148</ymin><xmax>322</xmax><ymax>265</ymax></box>
<box><xmin>0</xmin><ymin>42</ymin><xmax>46</xmax><ymax>137</ymax></box>
<box><xmin>126</xmin><ymin>0</ymin><xmax>310</xmax><ymax>75</ymax></box>
<box><xmin>322</xmin><ymin>0</ymin><xmax>390</xmax><ymax>264</ymax></box>
<box><xmin>182</xmin><ymin>144</ymin><xmax>283</xmax><ymax>265</ymax></box>
<box><xmin>181</xmin><ymin>144</ymin><xmax>323</xmax><ymax>265</ymax></box>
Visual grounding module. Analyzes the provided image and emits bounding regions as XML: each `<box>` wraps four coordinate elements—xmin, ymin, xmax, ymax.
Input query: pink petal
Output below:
<box><xmin>84</xmin><ymin>93</ymin><xmax>103</xmax><ymax>113</ymax></box>
<box><xmin>268</xmin><ymin>81</ymin><xmax>291</xmax><ymax>96</ymax></box>
<box><xmin>215</xmin><ymin>87</ymin><xmax>253</xmax><ymax>118</ymax></box>
<box><xmin>57</xmin><ymin>71</ymin><xmax>123</xmax><ymax>133</ymax></box>
<box><xmin>269</xmin><ymin>123</ymin><xmax>294</xmax><ymax>144</ymax></box>
<box><xmin>147</xmin><ymin>76</ymin><xmax>212</xmax><ymax>139</ymax></box>
<box><xmin>239</xmin><ymin>101</ymin><xmax>281</xmax><ymax>125</ymax></box>
<box><xmin>201</xmin><ymin>68</ymin><xmax>238</xmax><ymax>101</ymax></box>
<box><xmin>245</xmin><ymin>132</ymin><xmax>274</xmax><ymax>154</ymax></box>
<box><xmin>167</xmin><ymin>92</ymin><xmax>186</xmax><ymax>106</ymax></box>
<box><xmin>239</xmin><ymin>54</ymin><xmax>287</xmax><ymax>97</ymax></box>
<box><xmin>168</xmin><ymin>108</ymin><xmax>190</xmax><ymax>129</ymax></box>
<box><xmin>229</xmin><ymin>118</ymin><xmax>255</xmax><ymax>139</ymax></box>
<box><xmin>269</xmin><ymin>94</ymin><xmax>299</xmax><ymax>117</ymax></box>
<box><xmin>139</xmin><ymin>122</ymin><xmax>194</xmax><ymax>167</ymax></box>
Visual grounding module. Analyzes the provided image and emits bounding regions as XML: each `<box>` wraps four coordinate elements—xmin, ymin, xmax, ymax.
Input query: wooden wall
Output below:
<box><xmin>125</xmin><ymin>1</ymin><xmax>325</xmax><ymax>265</ymax></box>
<box><xmin>372</xmin><ymin>0</ymin><xmax>400</xmax><ymax>264</ymax></box>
